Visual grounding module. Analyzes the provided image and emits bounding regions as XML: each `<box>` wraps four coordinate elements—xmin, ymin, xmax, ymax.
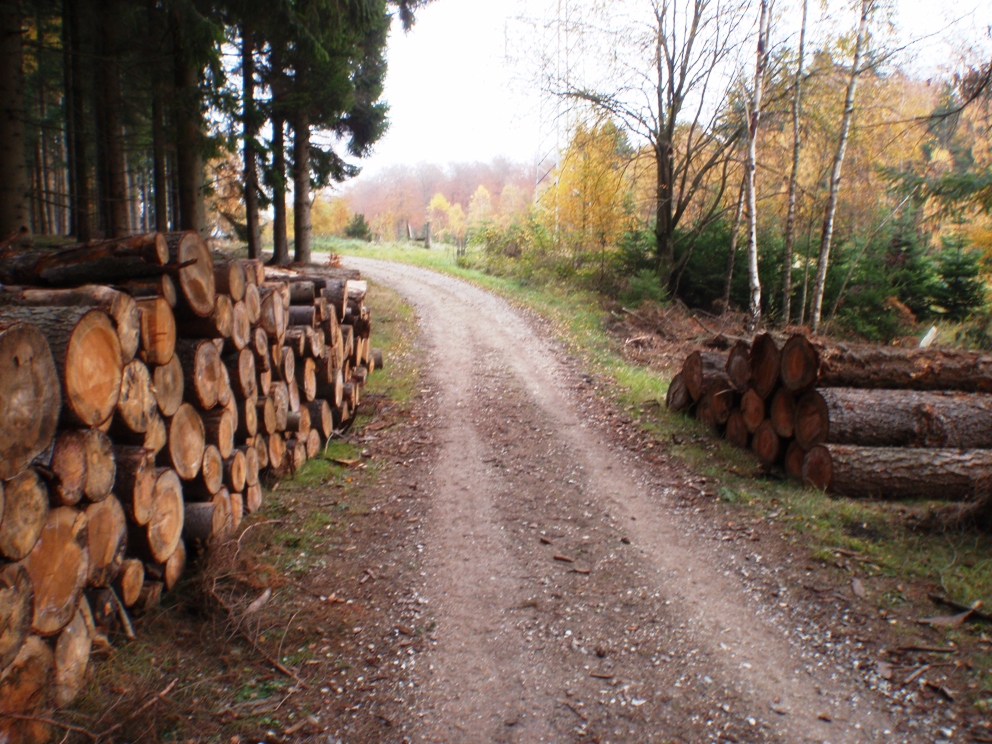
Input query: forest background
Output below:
<box><xmin>2</xmin><ymin>0</ymin><xmax>992</xmax><ymax>344</ymax></box>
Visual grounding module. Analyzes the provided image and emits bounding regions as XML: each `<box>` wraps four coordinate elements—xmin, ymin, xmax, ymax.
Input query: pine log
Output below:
<box><xmin>272</xmin><ymin>382</ymin><xmax>289</xmax><ymax>431</ymax></box>
<box><xmin>113</xmin><ymin>447</ymin><xmax>156</xmax><ymax>527</ymax></box>
<box><xmin>702</xmin><ymin>381</ymin><xmax>735</xmax><ymax>426</ymax></box>
<box><xmin>0</xmin><ymin>635</ymin><xmax>53</xmax><ymax>736</ymax></box>
<box><xmin>201</xmin><ymin>408</ymin><xmax>235</xmax><ymax>460</ymax></box>
<box><xmin>183</xmin><ymin>443</ymin><xmax>224</xmax><ymax>503</ymax></box>
<box><xmin>306</xmin><ymin>428</ymin><xmax>321</xmax><ymax>460</ymax></box>
<box><xmin>224</xmin><ymin>450</ymin><xmax>247</xmax><ymax>494</ymax></box>
<box><xmin>165</xmin><ymin>231</ymin><xmax>216</xmax><ymax>318</ymax></box>
<box><xmin>254</xmin><ymin>434</ymin><xmax>269</xmax><ymax>470</ymax></box>
<box><xmin>665</xmin><ymin>372</ymin><xmax>692</xmax><ymax>413</ymax></box>
<box><xmin>289</xmin><ymin>280</ymin><xmax>315</xmax><ymax>304</ymax></box>
<box><xmin>136</xmin><ymin>468</ymin><xmax>184</xmax><ymax>563</ymax></box>
<box><xmin>0</xmin><ymin>284</ymin><xmax>141</xmax><ymax>362</ymax></box>
<box><xmin>53</xmin><ymin>602</ymin><xmax>92</xmax><ymax>707</ymax></box>
<box><xmin>164</xmin><ymin>539</ymin><xmax>186</xmax><ymax>590</ymax></box>
<box><xmin>135</xmin><ymin>581</ymin><xmax>164</xmax><ymax>613</ymax></box>
<box><xmin>225</xmin><ymin>348</ymin><xmax>257</xmax><ymax>402</ymax></box>
<box><xmin>82</xmin><ymin>429</ymin><xmax>115</xmax><ymax>502</ymax></box>
<box><xmin>163</xmin><ymin>403</ymin><xmax>205</xmax><ymax>481</ymax></box>
<box><xmin>259</xmin><ymin>286</ymin><xmax>286</xmax><ymax>344</ymax></box>
<box><xmin>112</xmin><ymin>359</ymin><xmax>158</xmax><ymax>434</ymax></box>
<box><xmin>749</xmin><ymin>333</ymin><xmax>781</xmax><ymax>399</ymax></box>
<box><xmin>230</xmin><ymin>491</ymin><xmax>244</xmax><ymax>532</ymax></box>
<box><xmin>317</xmin><ymin>368</ymin><xmax>344</xmax><ymax>408</ymax></box>
<box><xmin>333</xmin><ymin>400</ymin><xmax>351</xmax><ymax>429</ymax></box>
<box><xmin>353</xmin><ymin>364</ymin><xmax>369</xmax><ymax>387</ymax></box>
<box><xmin>0</xmin><ymin>320</ymin><xmax>61</xmax><ymax>481</ymax></box>
<box><xmin>214</xmin><ymin>259</ymin><xmax>246</xmax><ymax>302</ymax></box>
<box><xmin>0</xmin><ymin>564</ymin><xmax>33</xmax><ymax>672</ymax></box>
<box><xmin>259</xmin><ymin>367</ymin><xmax>273</xmax><ymax>397</ymax></box>
<box><xmin>245</xmin><ymin>483</ymin><xmax>262</xmax><ymax>513</ymax></box>
<box><xmin>307</xmin><ymin>400</ymin><xmax>334</xmax><ymax>439</ymax></box>
<box><xmin>242</xmin><ymin>258</ymin><xmax>265</xmax><ymax>286</ymax></box>
<box><xmin>770</xmin><ymin>388</ymin><xmax>796</xmax><ymax>438</ymax></box>
<box><xmin>725</xmin><ymin>409</ymin><xmax>749</xmax><ymax>449</ymax></box>
<box><xmin>142</xmin><ymin>413</ymin><xmax>168</xmax><ymax>456</ymax></box>
<box><xmin>0</xmin><ymin>469</ymin><xmax>49</xmax><ymax>561</ymax></box>
<box><xmin>268</xmin><ymin>432</ymin><xmax>286</xmax><ymax>472</ymax></box>
<box><xmin>284</xmin><ymin>327</ymin><xmax>307</xmax><ymax>358</ymax></box>
<box><xmin>151</xmin><ymin>354</ymin><xmax>184</xmax><ymax>418</ymax></box>
<box><xmin>217</xmin><ymin>361</ymin><xmax>233</xmax><ymax>409</ymax></box>
<box><xmin>286</xmin><ymin>407</ymin><xmax>311</xmax><ymax>435</ymax></box>
<box><xmin>347</xmin><ymin>280</ymin><xmax>367</xmax><ymax>314</ymax></box>
<box><xmin>22</xmin><ymin>506</ymin><xmax>89</xmax><ymax>635</ymax></box>
<box><xmin>257</xmin><ymin>396</ymin><xmax>277</xmax><ymax>435</ymax></box>
<box><xmin>115</xmin><ymin>274</ymin><xmax>177</xmax><ymax>308</ymax></box>
<box><xmin>308</xmin><ymin>327</ymin><xmax>325</xmax><ymax>358</ymax></box>
<box><xmin>344</xmin><ymin>380</ymin><xmax>359</xmax><ymax>409</ymax></box>
<box><xmin>779</xmin><ymin>334</ymin><xmax>820</xmax><ymax>392</ymax></box>
<box><xmin>2</xmin><ymin>306</ymin><xmax>122</xmax><ymax>428</ymax></box>
<box><xmin>136</xmin><ymin>296</ymin><xmax>177</xmax><ymax>367</ymax></box>
<box><xmin>301</xmin><ymin>357</ymin><xmax>317</xmax><ymax>402</ymax></box>
<box><xmin>176</xmin><ymin>338</ymin><xmax>221</xmax><ymax>410</ymax></box>
<box><xmin>802</xmin><ymin>444</ymin><xmax>992</xmax><ymax>500</ymax></box>
<box><xmin>683</xmin><ymin>351</ymin><xmax>729</xmax><ymax>402</ymax></box>
<box><xmin>0</xmin><ymin>233</ymin><xmax>167</xmax><ymax>286</ymax></box>
<box><xmin>740</xmin><ymin>388</ymin><xmax>765</xmax><ymax>433</ymax></box>
<box><xmin>784</xmin><ymin>441</ymin><xmax>806</xmax><ymax>480</ymax></box>
<box><xmin>241</xmin><ymin>445</ymin><xmax>260</xmax><ymax>488</ymax></box>
<box><xmin>85</xmin><ymin>495</ymin><xmax>127</xmax><ymax>587</ymax></box>
<box><xmin>288</xmin><ymin>379</ymin><xmax>301</xmax><ymax>413</ymax></box>
<box><xmin>251</xmin><ymin>325</ymin><xmax>269</xmax><ymax>366</ymax></box>
<box><xmin>277</xmin><ymin>345</ymin><xmax>296</xmax><ymax>385</ymax></box>
<box><xmin>236</xmin><ymin>394</ymin><xmax>259</xmax><ymax>440</ymax></box>
<box><xmin>116</xmin><ymin>558</ymin><xmax>144</xmax><ymax>607</ymax></box>
<box><xmin>695</xmin><ymin>393</ymin><xmax>716</xmax><ymax>429</ymax></box>
<box><xmin>183</xmin><ymin>490</ymin><xmax>231</xmax><ymax>545</ymax></box>
<box><xmin>48</xmin><ymin>431</ymin><xmax>88</xmax><ymax>506</ymax></box>
<box><xmin>228</xmin><ymin>300</ymin><xmax>251</xmax><ymax>352</ymax></box>
<box><xmin>341</xmin><ymin>324</ymin><xmax>355</xmax><ymax>362</ymax></box>
<box><xmin>321</xmin><ymin>279</ymin><xmax>350</xmax><ymax>322</ymax></box>
<box><xmin>244</xmin><ymin>282</ymin><xmax>261</xmax><ymax>324</ymax></box>
<box><xmin>723</xmin><ymin>340</ymin><xmax>751</xmax><ymax>392</ymax></box>
<box><xmin>286</xmin><ymin>437</ymin><xmax>307</xmax><ymax>471</ymax></box>
<box><xmin>750</xmin><ymin>421</ymin><xmax>782</xmax><ymax>466</ymax></box>
<box><xmin>371</xmin><ymin>347</ymin><xmax>383</xmax><ymax>371</ymax></box>
<box><xmin>178</xmin><ymin>293</ymin><xmax>233</xmax><ymax>339</ymax></box>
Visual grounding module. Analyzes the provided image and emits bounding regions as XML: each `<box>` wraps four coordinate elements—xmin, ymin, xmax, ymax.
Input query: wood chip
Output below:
<box><xmin>572</xmin><ymin>568</ymin><xmax>591</xmax><ymax>575</ymax></box>
<box><xmin>553</xmin><ymin>554</ymin><xmax>574</xmax><ymax>563</ymax></box>
<box><xmin>539</xmin><ymin>536</ymin><xmax>552</xmax><ymax>545</ymax></box>
<box><xmin>589</xmin><ymin>672</ymin><xmax>613</xmax><ymax>680</ymax></box>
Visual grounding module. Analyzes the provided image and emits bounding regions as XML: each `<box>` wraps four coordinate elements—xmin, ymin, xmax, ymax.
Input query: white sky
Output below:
<box><xmin>342</xmin><ymin>0</ymin><xmax>990</xmax><ymax>185</ymax></box>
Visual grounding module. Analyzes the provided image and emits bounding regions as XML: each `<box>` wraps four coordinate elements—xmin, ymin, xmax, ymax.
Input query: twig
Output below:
<box><xmin>96</xmin><ymin>678</ymin><xmax>178</xmax><ymax>739</ymax></box>
<box><xmin>277</xmin><ymin>609</ymin><xmax>301</xmax><ymax>663</ymax></box>
<box><xmin>0</xmin><ymin>714</ymin><xmax>97</xmax><ymax>741</ymax></box>
<box><xmin>928</xmin><ymin>593</ymin><xmax>992</xmax><ymax>623</ymax></box>
<box><xmin>108</xmin><ymin>586</ymin><xmax>135</xmax><ymax>640</ymax></box>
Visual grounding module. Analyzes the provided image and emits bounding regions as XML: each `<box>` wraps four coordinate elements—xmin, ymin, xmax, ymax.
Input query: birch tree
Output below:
<box><xmin>809</xmin><ymin>0</ymin><xmax>873</xmax><ymax>332</ymax></box>
<box><xmin>780</xmin><ymin>0</ymin><xmax>807</xmax><ymax>324</ymax></box>
<box><xmin>743</xmin><ymin>0</ymin><xmax>771</xmax><ymax>331</ymax></box>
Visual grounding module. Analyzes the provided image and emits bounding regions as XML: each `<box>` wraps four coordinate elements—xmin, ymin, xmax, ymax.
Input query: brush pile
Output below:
<box><xmin>667</xmin><ymin>332</ymin><xmax>992</xmax><ymax>500</ymax></box>
<box><xmin>0</xmin><ymin>231</ymin><xmax>377</xmax><ymax>734</ymax></box>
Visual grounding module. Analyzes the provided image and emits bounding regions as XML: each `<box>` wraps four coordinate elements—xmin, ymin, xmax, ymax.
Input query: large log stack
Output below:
<box><xmin>667</xmin><ymin>332</ymin><xmax>992</xmax><ymax>501</ymax></box>
<box><xmin>0</xmin><ymin>232</ymin><xmax>379</xmax><ymax>735</ymax></box>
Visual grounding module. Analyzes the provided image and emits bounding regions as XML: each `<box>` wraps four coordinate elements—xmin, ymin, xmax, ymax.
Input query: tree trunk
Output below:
<box><xmin>292</xmin><ymin>103</ymin><xmax>311</xmax><ymax>265</ymax></box>
<box><xmin>803</xmin><ymin>443</ymin><xmax>992</xmax><ymax>500</ymax></box>
<box><xmin>796</xmin><ymin>388</ymin><xmax>992</xmax><ymax>450</ymax></box>
<box><xmin>781</xmin><ymin>0</ymin><xmax>808</xmax><ymax>324</ymax></box>
<box><xmin>0</xmin><ymin>320</ymin><xmax>61</xmax><ymax>480</ymax></box>
<box><xmin>96</xmin><ymin>0</ymin><xmax>128</xmax><ymax>237</ymax></box>
<box><xmin>810</xmin><ymin>0</ymin><xmax>872</xmax><ymax>332</ymax></box>
<box><xmin>148</xmin><ymin>0</ymin><xmax>168</xmax><ymax>232</ymax></box>
<box><xmin>22</xmin><ymin>506</ymin><xmax>89</xmax><ymax>635</ymax></box>
<box><xmin>744</xmin><ymin>0</ymin><xmax>770</xmax><ymax>332</ymax></box>
<box><xmin>269</xmin><ymin>111</ymin><xmax>289</xmax><ymax>264</ymax></box>
<box><xmin>0</xmin><ymin>306</ymin><xmax>123</xmax><ymax>428</ymax></box>
<box><xmin>172</xmin><ymin>12</ymin><xmax>204</xmax><ymax>234</ymax></box>
<box><xmin>242</xmin><ymin>28</ymin><xmax>261</xmax><ymax>258</ymax></box>
<box><xmin>0</xmin><ymin>2</ymin><xmax>30</xmax><ymax>236</ymax></box>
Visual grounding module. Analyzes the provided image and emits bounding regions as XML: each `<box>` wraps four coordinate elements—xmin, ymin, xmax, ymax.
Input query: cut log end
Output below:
<box><xmin>22</xmin><ymin>506</ymin><xmax>90</xmax><ymax>636</ymax></box>
<box><xmin>780</xmin><ymin>334</ymin><xmax>819</xmax><ymax>392</ymax></box>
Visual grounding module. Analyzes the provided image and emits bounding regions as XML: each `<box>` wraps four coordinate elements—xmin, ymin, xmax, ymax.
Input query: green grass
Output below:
<box><xmin>316</xmin><ymin>238</ymin><xmax>992</xmax><ymax>618</ymax></box>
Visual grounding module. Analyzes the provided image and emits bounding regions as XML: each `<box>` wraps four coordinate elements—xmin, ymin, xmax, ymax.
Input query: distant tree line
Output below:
<box><xmin>0</xmin><ymin>0</ymin><xmax>430</xmax><ymax>264</ymax></box>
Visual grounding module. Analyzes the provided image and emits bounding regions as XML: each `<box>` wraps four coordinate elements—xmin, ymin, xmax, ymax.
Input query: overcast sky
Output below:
<box><xmin>341</xmin><ymin>0</ymin><xmax>990</xmax><ymax>186</ymax></box>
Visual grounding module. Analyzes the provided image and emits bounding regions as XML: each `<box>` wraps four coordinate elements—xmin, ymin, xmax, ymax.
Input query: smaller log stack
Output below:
<box><xmin>667</xmin><ymin>332</ymin><xmax>992</xmax><ymax>502</ymax></box>
<box><xmin>0</xmin><ymin>233</ymin><xmax>379</xmax><ymax>738</ymax></box>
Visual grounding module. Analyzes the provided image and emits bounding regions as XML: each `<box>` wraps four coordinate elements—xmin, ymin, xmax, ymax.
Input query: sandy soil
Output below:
<box><xmin>342</xmin><ymin>257</ymin><xmax>927</xmax><ymax>744</ymax></box>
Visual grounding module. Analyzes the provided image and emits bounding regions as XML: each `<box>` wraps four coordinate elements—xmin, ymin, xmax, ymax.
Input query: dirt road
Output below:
<box><xmin>346</xmin><ymin>257</ymin><xmax>919</xmax><ymax>744</ymax></box>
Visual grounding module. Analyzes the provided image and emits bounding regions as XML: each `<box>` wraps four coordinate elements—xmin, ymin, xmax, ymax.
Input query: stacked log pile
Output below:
<box><xmin>0</xmin><ymin>232</ymin><xmax>378</xmax><ymax>734</ymax></box>
<box><xmin>667</xmin><ymin>332</ymin><xmax>992</xmax><ymax>501</ymax></box>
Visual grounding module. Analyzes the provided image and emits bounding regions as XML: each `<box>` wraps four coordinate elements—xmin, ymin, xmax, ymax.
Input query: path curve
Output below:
<box><xmin>347</xmin><ymin>256</ymin><xmax>916</xmax><ymax>743</ymax></box>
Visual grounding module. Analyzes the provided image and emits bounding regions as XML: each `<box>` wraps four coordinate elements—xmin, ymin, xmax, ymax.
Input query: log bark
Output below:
<box><xmin>82</xmin><ymin>429</ymin><xmax>115</xmax><ymax>502</ymax></box>
<box><xmin>816</xmin><ymin>343</ymin><xmax>992</xmax><ymax>393</ymax></box>
<box><xmin>115</xmin><ymin>274</ymin><xmax>177</xmax><ymax>308</ymax></box>
<box><xmin>0</xmin><ymin>469</ymin><xmax>49</xmax><ymax>561</ymax></box>
<box><xmin>113</xmin><ymin>359</ymin><xmax>158</xmax><ymax>434</ymax></box>
<box><xmin>1</xmin><ymin>306</ymin><xmax>123</xmax><ymax>428</ymax></box>
<box><xmin>22</xmin><ymin>505</ymin><xmax>89</xmax><ymax>635</ymax></box>
<box><xmin>163</xmin><ymin>403</ymin><xmax>205</xmax><ymax>481</ymax></box>
<box><xmin>214</xmin><ymin>260</ymin><xmax>246</xmax><ymax>302</ymax></box>
<box><xmin>183</xmin><ymin>491</ymin><xmax>229</xmax><ymax>545</ymax></box>
<box><xmin>0</xmin><ymin>233</ymin><xmax>168</xmax><ymax>286</ymax></box>
<box><xmin>286</xmin><ymin>437</ymin><xmax>307</xmax><ymax>471</ymax></box>
<box><xmin>288</xmin><ymin>280</ymin><xmax>315</xmax><ymax>304</ymax></box>
<box><xmin>740</xmin><ymin>388</ymin><xmax>765</xmax><ymax>433</ymax></box>
<box><xmin>770</xmin><ymin>388</ymin><xmax>796</xmax><ymax>438</ymax></box>
<box><xmin>85</xmin><ymin>495</ymin><xmax>127</xmax><ymax>587</ymax></box>
<box><xmin>749</xmin><ymin>333</ymin><xmax>781</xmax><ymax>399</ymax></box>
<box><xmin>784</xmin><ymin>441</ymin><xmax>806</xmax><ymax>480</ymax></box>
<box><xmin>725</xmin><ymin>340</ymin><xmax>751</xmax><ymax>392</ymax></box>
<box><xmin>176</xmin><ymin>338</ymin><xmax>221</xmax><ymax>410</ymax></box>
<box><xmin>333</xmin><ymin>401</ymin><xmax>351</xmax><ymax>429</ymax></box>
<box><xmin>151</xmin><ymin>354</ymin><xmax>184</xmax><ymax>418</ymax></box>
<box><xmin>750</xmin><ymin>420</ymin><xmax>782</xmax><ymax>466</ymax></box>
<box><xmin>113</xmin><ymin>447</ymin><xmax>155</xmax><ymax>526</ymax></box>
<box><xmin>224</xmin><ymin>450</ymin><xmax>246</xmax><ymax>494</ymax></box>
<box><xmin>0</xmin><ymin>320</ymin><xmax>61</xmax><ymax>480</ymax></box>
<box><xmin>683</xmin><ymin>351</ymin><xmax>729</xmax><ymax>402</ymax></box>
<box><xmin>53</xmin><ymin>601</ymin><xmax>92</xmax><ymax>707</ymax></box>
<box><xmin>0</xmin><ymin>284</ymin><xmax>141</xmax><ymax>362</ymax></box>
<box><xmin>0</xmin><ymin>564</ymin><xmax>33</xmax><ymax>672</ymax></box>
<box><xmin>48</xmin><ymin>431</ymin><xmax>88</xmax><ymax>506</ymax></box>
<box><xmin>371</xmin><ymin>347</ymin><xmax>383</xmax><ymax>372</ymax></box>
<box><xmin>116</xmin><ymin>558</ymin><xmax>144</xmax><ymax>607</ymax></box>
<box><xmin>802</xmin><ymin>444</ymin><xmax>992</xmax><ymax>500</ymax></box>
<box><xmin>307</xmin><ymin>400</ymin><xmax>334</xmax><ymax>439</ymax></box>
<box><xmin>136</xmin><ymin>296</ymin><xmax>176</xmax><ymax>366</ymax></box>
<box><xmin>286</xmin><ymin>407</ymin><xmax>311</xmax><ymax>435</ymax></box>
<box><xmin>725</xmin><ymin>409</ymin><xmax>749</xmax><ymax>449</ymax></box>
<box><xmin>284</xmin><ymin>327</ymin><xmax>307</xmax><ymax>358</ymax></box>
